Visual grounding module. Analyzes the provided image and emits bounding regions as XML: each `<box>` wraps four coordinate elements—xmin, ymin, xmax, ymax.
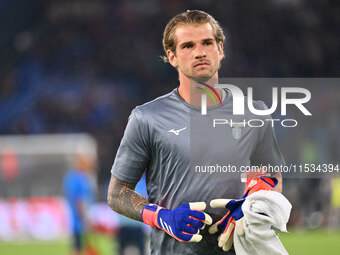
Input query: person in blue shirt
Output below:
<box><xmin>63</xmin><ymin>154</ymin><xmax>96</xmax><ymax>255</ymax></box>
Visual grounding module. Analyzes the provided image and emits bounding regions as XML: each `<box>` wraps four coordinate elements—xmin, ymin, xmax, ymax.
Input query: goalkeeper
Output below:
<box><xmin>107</xmin><ymin>10</ymin><xmax>283</xmax><ymax>255</ymax></box>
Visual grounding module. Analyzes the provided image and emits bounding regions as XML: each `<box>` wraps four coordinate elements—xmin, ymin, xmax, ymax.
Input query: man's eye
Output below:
<box><xmin>183</xmin><ymin>45</ymin><xmax>192</xmax><ymax>49</ymax></box>
<box><xmin>204</xmin><ymin>41</ymin><xmax>212</xmax><ymax>45</ymax></box>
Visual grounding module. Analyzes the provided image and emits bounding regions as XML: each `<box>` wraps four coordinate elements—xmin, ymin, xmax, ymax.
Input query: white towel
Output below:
<box><xmin>234</xmin><ymin>190</ymin><xmax>292</xmax><ymax>255</ymax></box>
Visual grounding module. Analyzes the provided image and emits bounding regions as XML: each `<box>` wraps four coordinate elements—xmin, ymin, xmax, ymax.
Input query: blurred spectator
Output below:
<box><xmin>63</xmin><ymin>154</ymin><xmax>96</xmax><ymax>255</ymax></box>
<box><xmin>330</xmin><ymin>178</ymin><xmax>340</xmax><ymax>228</ymax></box>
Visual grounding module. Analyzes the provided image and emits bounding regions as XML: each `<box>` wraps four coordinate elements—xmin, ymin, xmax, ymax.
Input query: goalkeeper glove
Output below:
<box><xmin>209</xmin><ymin>175</ymin><xmax>278</xmax><ymax>250</ymax></box>
<box><xmin>236</xmin><ymin>175</ymin><xmax>278</xmax><ymax>235</ymax></box>
<box><xmin>243</xmin><ymin>175</ymin><xmax>278</xmax><ymax>197</ymax></box>
<box><xmin>142</xmin><ymin>202</ymin><xmax>212</xmax><ymax>242</ymax></box>
<box><xmin>209</xmin><ymin>198</ymin><xmax>245</xmax><ymax>251</ymax></box>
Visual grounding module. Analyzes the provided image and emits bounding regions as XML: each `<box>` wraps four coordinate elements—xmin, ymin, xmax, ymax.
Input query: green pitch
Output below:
<box><xmin>0</xmin><ymin>240</ymin><xmax>69</xmax><ymax>255</ymax></box>
<box><xmin>280</xmin><ymin>230</ymin><xmax>340</xmax><ymax>255</ymax></box>
<box><xmin>0</xmin><ymin>234</ymin><xmax>115</xmax><ymax>255</ymax></box>
<box><xmin>0</xmin><ymin>230</ymin><xmax>339</xmax><ymax>255</ymax></box>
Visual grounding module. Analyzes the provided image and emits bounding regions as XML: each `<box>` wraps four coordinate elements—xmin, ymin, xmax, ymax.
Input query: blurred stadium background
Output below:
<box><xmin>0</xmin><ymin>0</ymin><xmax>339</xmax><ymax>254</ymax></box>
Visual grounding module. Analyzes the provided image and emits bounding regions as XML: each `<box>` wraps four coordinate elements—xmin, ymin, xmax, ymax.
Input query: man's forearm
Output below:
<box><xmin>107</xmin><ymin>175</ymin><xmax>148</xmax><ymax>221</ymax></box>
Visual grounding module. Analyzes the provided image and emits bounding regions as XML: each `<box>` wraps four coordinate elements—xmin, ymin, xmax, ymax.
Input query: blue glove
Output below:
<box><xmin>209</xmin><ymin>175</ymin><xmax>279</xmax><ymax>251</ymax></box>
<box><xmin>209</xmin><ymin>199</ymin><xmax>245</xmax><ymax>251</ymax></box>
<box><xmin>142</xmin><ymin>202</ymin><xmax>212</xmax><ymax>242</ymax></box>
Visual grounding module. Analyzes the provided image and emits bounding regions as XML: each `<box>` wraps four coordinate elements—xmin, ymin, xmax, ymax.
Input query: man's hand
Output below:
<box><xmin>209</xmin><ymin>199</ymin><xmax>245</xmax><ymax>251</ymax></box>
<box><xmin>210</xmin><ymin>175</ymin><xmax>279</xmax><ymax>251</ymax></box>
<box><xmin>142</xmin><ymin>202</ymin><xmax>212</xmax><ymax>242</ymax></box>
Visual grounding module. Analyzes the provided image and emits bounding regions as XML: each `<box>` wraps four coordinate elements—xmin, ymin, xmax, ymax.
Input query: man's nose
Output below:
<box><xmin>194</xmin><ymin>45</ymin><xmax>206</xmax><ymax>58</ymax></box>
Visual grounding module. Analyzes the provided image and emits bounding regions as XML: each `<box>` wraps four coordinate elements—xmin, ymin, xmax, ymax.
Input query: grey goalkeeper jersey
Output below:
<box><xmin>111</xmin><ymin>88</ymin><xmax>285</xmax><ymax>255</ymax></box>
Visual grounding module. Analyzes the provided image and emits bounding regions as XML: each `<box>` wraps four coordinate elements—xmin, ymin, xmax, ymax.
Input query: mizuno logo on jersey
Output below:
<box><xmin>168</xmin><ymin>127</ymin><xmax>187</xmax><ymax>136</ymax></box>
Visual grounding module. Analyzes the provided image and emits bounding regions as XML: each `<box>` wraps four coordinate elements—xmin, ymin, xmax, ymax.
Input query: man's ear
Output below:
<box><xmin>218</xmin><ymin>41</ymin><xmax>224</xmax><ymax>60</ymax></box>
<box><xmin>167</xmin><ymin>49</ymin><xmax>178</xmax><ymax>68</ymax></box>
